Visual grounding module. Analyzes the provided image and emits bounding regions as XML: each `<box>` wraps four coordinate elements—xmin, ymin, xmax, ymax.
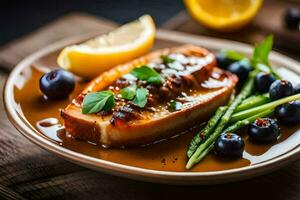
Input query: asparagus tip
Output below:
<box><xmin>185</xmin><ymin>161</ymin><xmax>193</xmax><ymax>170</ymax></box>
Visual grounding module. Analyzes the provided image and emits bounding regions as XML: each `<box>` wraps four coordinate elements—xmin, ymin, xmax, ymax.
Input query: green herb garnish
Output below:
<box><xmin>133</xmin><ymin>87</ymin><xmax>149</xmax><ymax>108</ymax></box>
<box><xmin>120</xmin><ymin>84</ymin><xmax>137</xmax><ymax>100</ymax></box>
<box><xmin>168</xmin><ymin>100</ymin><xmax>183</xmax><ymax>111</ymax></box>
<box><xmin>252</xmin><ymin>35</ymin><xmax>273</xmax><ymax>66</ymax></box>
<box><xmin>131</xmin><ymin>65</ymin><xmax>164</xmax><ymax>85</ymax></box>
<box><xmin>161</xmin><ymin>55</ymin><xmax>175</xmax><ymax>64</ymax></box>
<box><xmin>82</xmin><ymin>90</ymin><xmax>115</xmax><ymax>114</ymax></box>
<box><xmin>120</xmin><ymin>84</ymin><xmax>149</xmax><ymax>108</ymax></box>
<box><xmin>251</xmin><ymin>35</ymin><xmax>281</xmax><ymax>79</ymax></box>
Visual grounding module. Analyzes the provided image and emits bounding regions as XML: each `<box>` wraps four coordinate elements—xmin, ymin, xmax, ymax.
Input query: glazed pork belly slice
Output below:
<box><xmin>61</xmin><ymin>45</ymin><xmax>238</xmax><ymax>147</ymax></box>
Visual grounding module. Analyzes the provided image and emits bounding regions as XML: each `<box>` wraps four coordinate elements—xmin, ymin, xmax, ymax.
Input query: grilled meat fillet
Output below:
<box><xmin>61</xmin><ymin>45</ymin><xmax>238</xmax><ymax>146</ymax></box>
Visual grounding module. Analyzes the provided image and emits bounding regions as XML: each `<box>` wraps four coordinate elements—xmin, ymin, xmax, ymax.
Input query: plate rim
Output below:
<box><xmin>4</xmin><ymin>29</ymin><xmax>300</xmax><ymax>184</ymax></box>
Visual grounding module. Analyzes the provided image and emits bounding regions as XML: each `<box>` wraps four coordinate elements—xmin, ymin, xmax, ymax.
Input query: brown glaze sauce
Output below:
<box><xmin>13</xmin><ymin>67</ymin><xmax>300</xmax><ymax>172</ymax></box>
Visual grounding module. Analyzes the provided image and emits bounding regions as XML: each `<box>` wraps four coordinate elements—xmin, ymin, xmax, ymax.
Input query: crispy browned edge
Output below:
<box><xmin>61</xmin><ymin>45</ymin><xmax>238</xmax><ymax>145</ymax></box>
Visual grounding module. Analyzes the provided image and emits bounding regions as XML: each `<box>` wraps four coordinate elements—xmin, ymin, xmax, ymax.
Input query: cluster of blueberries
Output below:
<box><xmin>213</xmin><ymin>52</ymin><xmax>300</xmax><ymax>158</ymax></box>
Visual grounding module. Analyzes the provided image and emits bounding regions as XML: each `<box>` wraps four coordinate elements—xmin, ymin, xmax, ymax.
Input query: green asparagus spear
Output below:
<box><xmin>239</xmin><ymin>93</ymin><xmax>268</xmax><ymax>104</ymax></box>
<box><xmin>220</xmin><ymin>49</ymin><xmax>246</xmax><ymax>61</ymax></box>
<box><xmin>186</xmin><ymin>70</ymin><xmax>258</xmax><ymax>169</ymax></box>
<box><xmin>193</xmin><ymin>143</ymin><xmax>214</xmax><ymax>164</ymax></box>
<box><xmin>187</xmin><ymin>106</ymin><xmax>228</xmax><ymax>158</ymax></box>
<box><xmin>224</xmin><ymin>109</ymin><xmax>273</xmax><ymax>133</ymax></box>
<box><xmin>230</xmin><ymin>93</ymin><xmax>300</xmax><ymax>123</ymax></box>
<box><xmin>235</xmin><ymin>93</ymin><xmax>270</xmax><ymax>112</ymax></box>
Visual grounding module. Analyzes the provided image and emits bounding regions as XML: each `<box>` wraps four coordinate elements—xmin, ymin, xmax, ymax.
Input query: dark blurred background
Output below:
<box><xmin>0</xmin><ymin>0</ymin><xmax>184</xmax><ymax>46</ymax></box>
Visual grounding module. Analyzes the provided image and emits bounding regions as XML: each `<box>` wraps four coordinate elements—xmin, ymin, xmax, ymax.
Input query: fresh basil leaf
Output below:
<box><xmin>251</xmin><ymin>35</ymin><xmax>281</xmax><ymax>79</ymax></box>
<box><xmin>82</xmin><ymin>90</ymin><xmax>115</xmax><ymax>114</ymax></box>
<box><xmin>103</xmin><ymin>94</ymin><xmax>115</xmax><ymax>111</ymax></box>
<box><xmin>252</xmin><ymin>35</ymin><xmax>273</xmax><ymax>66</ymax></box>
<box><xmin>168</xmin><ymin>100</ymin><xmax>183</xmax><ymax>111</ymax></box>
<box><xmin>147</xmin><ymin>76</ymin><xmax>164</xmax><ymax>84</ymax></box>
<box><xmin>133</xmin><ymin>87</ymin><xmax>149</xmax><ymax>108</ymax></box>
<box><xmin>120</xmin><ymin>84</ymin><xmax>137</xmax><ymax>100</ymax></box>
<box><xmin>221</xmin><ymin>49</ymin><xmax>245</xmax><ymax>61</ymax></box>
<box><xmin>131</xmin><ymin>65</ymin><xmax>164</xmax><ymax>85</ymax></box>
<box><xmin>161</xmin><ymin>55</ymin><xmax>175</xmax><ymax>64</ymax></box>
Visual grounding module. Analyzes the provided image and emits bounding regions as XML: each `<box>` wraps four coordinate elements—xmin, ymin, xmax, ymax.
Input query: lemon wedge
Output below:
<box><xmin>184</xmin><ymin>0</ymin><xmax>263</xmax><ymax>32</ymax></box>
<box><xmin>57</xmin><ymin>15</ymin><xmax>155</xmax><ymax>79</ymax></box>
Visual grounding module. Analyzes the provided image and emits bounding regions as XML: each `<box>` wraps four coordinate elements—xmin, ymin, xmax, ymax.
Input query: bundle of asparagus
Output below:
<box><xmin>186</xmin><ymin>35</ymin><xmax>300</xmax><ymax>169</ymax></box>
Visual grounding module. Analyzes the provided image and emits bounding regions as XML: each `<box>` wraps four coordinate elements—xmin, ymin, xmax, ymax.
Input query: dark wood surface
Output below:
<box><xmin>0</xmin><ymin>13</ymin><xmax>117</xmax><ymax>71</ymax></box>
<box><xmin>1</xmin><ymin>9</ymin><xmax>300</xmax><ymax>200</ymax></box>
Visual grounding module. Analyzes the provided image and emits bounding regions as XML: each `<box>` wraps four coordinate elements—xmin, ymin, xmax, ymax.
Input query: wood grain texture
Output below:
<box><xmin>0</xmin><ymin>12</ymin><xmax>117</xmax><ymax>71</ymax></box>
<box><xmin>162</xmin><ymin>0</ymin><xmax>300</xmax><ymax>61</ymax></box>
<box><xmin>1</xmin><ymin>12</ymin><xmax>300</xmax><ymax>200</ymax></box>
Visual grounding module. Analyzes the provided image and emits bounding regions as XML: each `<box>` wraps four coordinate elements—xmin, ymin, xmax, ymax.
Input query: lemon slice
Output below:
<box><xmin>184</xmin><ymin>0</ymin><xmax>263</xmax><ymax>32</ymax></box>
<box><xmin>57</xmin><ymin>15</ymin><xmax>155</xmax><ymax>78</ymax></box>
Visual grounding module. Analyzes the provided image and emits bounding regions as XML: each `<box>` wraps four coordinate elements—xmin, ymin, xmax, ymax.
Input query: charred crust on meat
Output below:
<box><xmin>62</xmin><ymin>45</ymin><xmax>238</xmax><ymax>146</ymax></box>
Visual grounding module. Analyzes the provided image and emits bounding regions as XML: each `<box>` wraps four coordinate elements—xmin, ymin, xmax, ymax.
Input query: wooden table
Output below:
<box><xmin>1</xmin><ymin>3</ymin><xmax>300</xmax><ymax>200</ymax></box>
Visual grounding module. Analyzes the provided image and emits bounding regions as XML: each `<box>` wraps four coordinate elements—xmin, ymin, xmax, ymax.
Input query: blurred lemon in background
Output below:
<box><xmin>184</xmin><ymin>0</ymin><xmax>263</xmax><ymax>32</ymax></box>
<box><xmin>57</xmin><ymin>15</ymin><xmax>155</xmax><ymax>79</ymax></box>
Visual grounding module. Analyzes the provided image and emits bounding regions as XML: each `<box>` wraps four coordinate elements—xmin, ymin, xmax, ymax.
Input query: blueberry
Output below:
<box><xmin>227</xmin><ymin>59</ymin><xmax>252</xmax><ymax>81</ymax></box>
<box><xmin>284</xmin><ymin>8</ymin><xmax>300</xmax><ymax>29</ymax></box>
<box><xmin>255</xmin><ymin>72</ymin><xmax>276</xmax><ymax>93</ymax></box>
<box><xmin>269</xmin><ymin>80</ymin><xmax>294</xmax><ymax>100</ymax></box>
<box><xmin>275</xmin><ymin>100</ymin><xmax>300</xmax><ymax>125</ymax></box>
<box><xmin>248</xmin><ymin>118</ymin><xmax>280</xmax><ymax>143</ymax></box>
<box><xmin>214</xmin><ymin>133</ymin><xmax>244</xmax><ymax>158</ymax></box>
<box><xmin>294</xmin><ymin>84</ymin><xmax>300</xmax><ymax>94</ymax></box>
<box><xmin>215</xmin><ymin>52</ymin><xmax>235</xmax><ymax>69</ymax></box>
<box><xmin>39</xmin><ymin>69</ymin><xmax>75</xmax><ymax>100</ymax></box>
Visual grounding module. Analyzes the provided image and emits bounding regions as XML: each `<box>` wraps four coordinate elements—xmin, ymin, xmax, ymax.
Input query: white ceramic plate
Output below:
<box><xmin>4</xmin><ymin>30</ymin><xmax>300</xmax><ymax>185</ymax></box>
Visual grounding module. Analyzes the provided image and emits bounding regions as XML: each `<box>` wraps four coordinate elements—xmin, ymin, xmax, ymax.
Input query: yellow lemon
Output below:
<box><xmin>57</xmin><ymin>15</ymin><xmax>155</xmax><ymax>79</ymax></box>
<box><xmin>184</xmin><ymin>0</ymin><xmax>263</xmax><ymax>32</ymax></box>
